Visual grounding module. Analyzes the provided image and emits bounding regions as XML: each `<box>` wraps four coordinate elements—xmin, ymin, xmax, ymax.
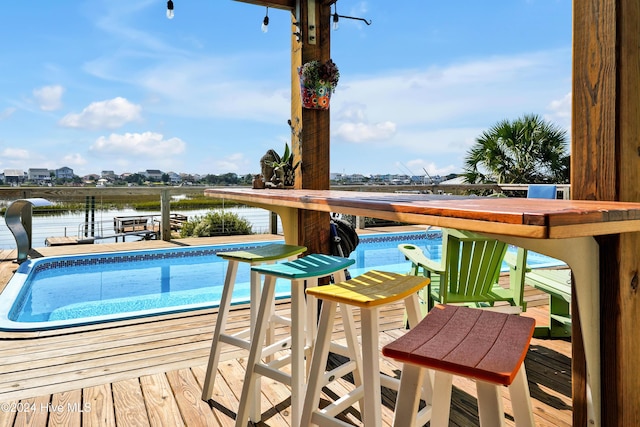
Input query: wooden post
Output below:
<box><xmin>270</xmin><ymin>211</ymin><xmax>279</xmax><ymax>234</ymax></box>
<box><xmin>235</xmin><ymin>0</ymin><xmax>333</xmax><ymax>255</ymax></box>
<box><xmin>572</xmin><ymin>0</ymin><xmax>640</xmax><ymax>425</ymax></box>
<box><xmin>160</xmin><ymin>189</ymin><xmax>171</xmax><ymax>241</ymax></box>
<box><xmin>290</xmin><ymin>0</ymin><xmax>333</xmax><ymax>255</ymax></box>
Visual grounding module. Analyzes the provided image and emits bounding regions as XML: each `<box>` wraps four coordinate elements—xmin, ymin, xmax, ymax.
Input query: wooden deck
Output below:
<box><xmin>0</xmin><ymin>231</ymin><xmax>572</xmax><ymax>426</ymax></box>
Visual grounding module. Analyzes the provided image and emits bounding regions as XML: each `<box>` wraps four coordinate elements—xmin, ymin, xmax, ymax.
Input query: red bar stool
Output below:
<box><xmin>301</xmin><ymin>270</ymin><xmax>431</xmax><ymax>427</ymax></box>
<box><xmin>382</xmin><ymin>304</ymin><xmax>536</xmax><ymax>427</ymax></box>
<box><xmin>235</xmin><ymin>253</ymin><xmax>356</xmax><ymax>427</ymax></box>
<box><xmin>201</xmin><ymin>243</ymin><xmax>306</xmax><ymax>406</ymax></box>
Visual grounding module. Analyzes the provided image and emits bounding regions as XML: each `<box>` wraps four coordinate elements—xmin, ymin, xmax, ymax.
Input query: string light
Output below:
<box><xmin>331</xmin><ymin>1</ymin><xmax>371</xmax><ymax>30</ymax></box>
<box><xmin>166</xmin><ymin>0</ymin><xmax>174</xmax><ymax>20</ymax></box>
<box><xmin>261</xmin><ymin>7</ymin><xmax>269</xmax><ymax>33</ymax></box>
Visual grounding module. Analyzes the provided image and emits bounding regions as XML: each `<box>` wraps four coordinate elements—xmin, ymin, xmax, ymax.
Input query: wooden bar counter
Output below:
<box><xmin>204</xmin><ymin>188</ymin><xmax>640</xmax><ymax>426</ymax></box>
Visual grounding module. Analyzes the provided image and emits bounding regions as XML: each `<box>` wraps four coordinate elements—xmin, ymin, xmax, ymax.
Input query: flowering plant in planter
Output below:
<box><xmin>298</xmin><ymin>59</ymin><xmax>340</xmax><ymax>109</ymax></box>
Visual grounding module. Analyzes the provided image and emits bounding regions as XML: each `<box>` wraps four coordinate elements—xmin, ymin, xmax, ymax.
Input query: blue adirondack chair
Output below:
<box><xmin>527</xmin><ymin>184</ymin><xmax>557</xmax><ymax>199</ymax></box>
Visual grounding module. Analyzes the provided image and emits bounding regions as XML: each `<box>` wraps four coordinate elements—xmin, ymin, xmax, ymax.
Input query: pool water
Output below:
<box><xmin>0</xmin><ymin>230</ymin><xmax>564</xmax><ymax>331</ymax></box>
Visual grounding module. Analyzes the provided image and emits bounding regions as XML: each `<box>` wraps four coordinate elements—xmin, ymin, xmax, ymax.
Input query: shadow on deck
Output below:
<box><xmin>0</xmin><ymin>233</ymin><xmax>572</xmax><ymax>426</ymax></box>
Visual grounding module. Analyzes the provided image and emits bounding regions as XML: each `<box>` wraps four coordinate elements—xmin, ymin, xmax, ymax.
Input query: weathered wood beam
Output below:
<box><xmin>235</xmin><ymin>0</ymin><xmax>336</xmax><ymax>255</ymax></box>
<box><xmin>572</xmin><ymin>0</ymin><xmax>640</xmax><ymax>425</ymax></box>
<box><xmin>289</xmin><ymin>0</ymin><xmax>332</xmax><ymax>256</ymax></box>
<box><xmin>233</xmin><ymin>1</ymin><xmax>337</xmax><ymax>12</ymax></box>
<box><xmin>233</xmin><ymin>0</ymin><xmax>295</xmax><ymax>11</ymax></box>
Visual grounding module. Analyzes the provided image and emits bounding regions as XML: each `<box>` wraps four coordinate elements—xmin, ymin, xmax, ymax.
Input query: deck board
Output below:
<box><xmin>0</xmin><ymin>233</ymin><xmax>572</xmax><ymax>426</ymax></box>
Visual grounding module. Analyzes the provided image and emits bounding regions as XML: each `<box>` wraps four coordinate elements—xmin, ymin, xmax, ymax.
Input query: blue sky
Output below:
<box><xmin>0</xmin><ymin>0</ymin><xmax>571</xmax><ymax>178</ymax></box>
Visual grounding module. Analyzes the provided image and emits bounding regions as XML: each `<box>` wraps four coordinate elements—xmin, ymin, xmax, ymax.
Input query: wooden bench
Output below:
<box><xmin>169</xmin><ymin>213</ymin><xmax>188</xmax><ymax>231</ymax></box>
<box><xmin>506</xmin><ymin>248</ymin><xmax>572</xmax><ymax>338</ymax></box>
<box><xmin>113</xmin><ymin>216</ymin><xmax>152</xmax><ymax>233</ymax></box>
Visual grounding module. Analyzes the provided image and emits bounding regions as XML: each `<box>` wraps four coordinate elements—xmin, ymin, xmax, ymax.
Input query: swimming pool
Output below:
<box><xmin>0</xmin><ymin>230</ymin><xmax>564</xmax><ymax>331</ymax></box>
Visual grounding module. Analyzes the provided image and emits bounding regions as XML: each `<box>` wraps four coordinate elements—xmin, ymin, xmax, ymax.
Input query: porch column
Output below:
<box><xmin>572</xmin><ymin>0</ymin><xmax>640</xmax><ymax>425</ymax></box>
<box><xmin>290</xmin><ymin>0</ymin><xmax>333</xmax><ymax>255</ymax></box>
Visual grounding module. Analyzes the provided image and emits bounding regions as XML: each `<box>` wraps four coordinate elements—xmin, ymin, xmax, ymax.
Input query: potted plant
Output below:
<box><xmin>259</xmin><ymin>143</ymin><xmax>300</xmax><ymax>188</ymax></box>
<box><xmin>298</xmin><ymin>59</ymin><xmax>340</xmax><ymax>110</ymax></box>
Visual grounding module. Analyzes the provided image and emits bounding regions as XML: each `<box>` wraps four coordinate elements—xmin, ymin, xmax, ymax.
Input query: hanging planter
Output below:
<box><xmin>298</xmin><ymin>59</ymin><xmax>340</xmax><ymax>110</ymax></box>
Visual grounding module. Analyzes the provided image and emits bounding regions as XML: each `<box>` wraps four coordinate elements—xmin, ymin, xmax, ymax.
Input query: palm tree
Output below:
<box><xmin>463</xmin><ymin>114</ymin><xmax>569</xmax><ymax>184</ymax></box>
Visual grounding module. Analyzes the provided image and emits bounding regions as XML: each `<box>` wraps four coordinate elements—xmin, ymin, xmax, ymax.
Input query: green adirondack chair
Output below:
<box><xmin>505</xmin><ymin>248</ymin><xmax>572</xmax><ymax>338</ymax></box>
<box><xmin>399</xmin><ymin>228</ymin><xmax>526</xmax><ymax>317</ymax></box>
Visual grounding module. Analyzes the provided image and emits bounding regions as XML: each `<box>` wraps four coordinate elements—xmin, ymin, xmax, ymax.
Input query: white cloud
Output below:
<box><xmin>134</xmin><ymin>61</ymin><xmax>291</xmax><ymax>124</ymax></box>
<box><xmin>392</xmin><ymin>127</ymin><xmax>482</xmax><ymax>154</ymax></box>
<box><xmin>333</xmin><ymin>105</ymin><xmax>396</xmax><ymax>143</ymax></box>
<box><xmin>546</xmin><ymin>91</ymin><xmax>571</xmax><ymax>128</ymax></box>
<box><xmin>90</xmin><ymin>132</ymin><xmax>185</xmax><ymax>157</ymax></box>
<box><xmin>83</xmin><ymin>48</ymin><xmax>293</xmax><ymax>124</ymax></box>
<box><xmin>59</xmin><ymin>97</ymin><xmax>142</xmax><ymax>130</ymax></box>
<box><xmin>213</xmin><ymin>153</ymin><xmax>251</xmax><ymax>173</ymax></box>
<box><xmin>61</xmin><ymin>153</ymin><xmax>87</xmax><ymax>166</ymax></box>
<box><xmin>334</xmin><ymin>121</ymin><xmax>397</xmax><ymax>143</ymax></box>
<box><xmin>328</xmin><ymin>48</ymin><xmax>571</xmax><ymax>175</ymax></box>
<box><xmin>33</xmin><ymin>85</ymin><xmax>64</xmax><ymax>111</ymax></box>
<box><xmin>0</xmin><ymin>107</ymin><xmax>17</xmax><ymax>120</ymax></box>
<box><xmin>1</xmin><ymin>148</ymin><xmax>30</xmax><ymax>160</ymax></box>
<box><xmin>193</xmin><ymin>152</ymin><xmax>253</xmax><ymax>175</ymax></box>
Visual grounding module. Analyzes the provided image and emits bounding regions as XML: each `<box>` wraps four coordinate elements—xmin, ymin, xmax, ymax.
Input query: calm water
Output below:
<box><xmin>0</xmin><ymin>206</ymin><xmax>276</xmax><ymax>250</ymax></box>
<box><xmin>0</xmin><ymin>231</ymin><xmax>428</xmax><ymax>330</ymax></box>
<box><xmin>0</xmin><ymin>230</ymin><xmax>564</xmax><ymax>331</ymax></box>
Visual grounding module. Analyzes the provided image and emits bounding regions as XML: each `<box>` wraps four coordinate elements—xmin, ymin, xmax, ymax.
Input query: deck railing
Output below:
<box><xmin>0</xmin><ymin>184</ymin><xmax>571</xmax><ymax>253</ymax></box>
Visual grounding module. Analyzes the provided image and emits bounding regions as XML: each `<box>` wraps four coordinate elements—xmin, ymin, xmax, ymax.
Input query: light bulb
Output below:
<box><xmin>332</xmin><ymin>15</ymin><xmax>339</xmax><ymax>30</ymax></box>
<box><xmin>261</xmin><ymin>16</ymin><xmax>269</xmax><ymax>32</ymax></box>
<box><xmin>166</xmin><ymin>1</ymin><xmax>174</xmax><ymax>20</ymax></box>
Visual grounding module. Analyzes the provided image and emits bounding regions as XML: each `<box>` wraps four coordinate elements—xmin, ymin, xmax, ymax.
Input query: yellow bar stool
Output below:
<box><xmin>382</xmin><ymin>304</ymin><xmax>536</xmax><ymax>427</ymax></box>
<box><xmin>201</xmin><ymin>243</ymin><xmax>306</xmax><ymax>406</ymax></box>
<box><xmin>301</xmin><ymin>270</ymin><xmax>431</xmax><ymax>427</ymax></box>
<box><xmin>235</xmin><ymin>254</ymin><xmax>355</xmax><ymax>427</ymax></box>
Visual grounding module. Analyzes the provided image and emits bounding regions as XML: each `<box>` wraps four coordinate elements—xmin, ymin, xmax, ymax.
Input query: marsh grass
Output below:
<box><xmin>0</xmin><ymin>195</ymin><xmax>241</xmax><ymax>215</ymax></box>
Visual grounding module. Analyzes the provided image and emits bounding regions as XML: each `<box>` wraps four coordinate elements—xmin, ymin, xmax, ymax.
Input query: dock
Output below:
<box><xmin>44</xmin><ymin>213</ymin><xmax>189</xmax><ymax>246</ymax></box>
<box><xmin>44</xmin><ymin>236</ymin><xmax>95</xmax><ymax>246</ymax></box>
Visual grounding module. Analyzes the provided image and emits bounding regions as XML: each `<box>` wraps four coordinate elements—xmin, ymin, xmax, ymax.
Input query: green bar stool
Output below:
<box><xmin>235</xmin><ymin>254</ymin><xmax>355</xmax><ymax>427</ymax></box>
<box><xmin>300</xmin><ymin>270</ymin><xmax>431</xmax><ymax>427</ymax></box>
<box><xmin>382</xmin><ymin>304</ymin><xmax>536</xmax><ymax>427</ymax></box>
<box><xmin>201</xmin><ymin>243</ymin><xmax>306</xmax><ymax>407</ymax></box>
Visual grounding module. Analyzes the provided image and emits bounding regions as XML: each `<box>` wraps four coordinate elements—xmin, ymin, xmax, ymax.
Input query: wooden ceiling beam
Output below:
<box><xmin>233</xmin><ymin>0</ymin><xmax>337</xmax><ymax>11</ymax></box>
<box><xmin>233</xmin><ymin>0</ymin><xmax>296</xmax><ymax>11</ymax></box>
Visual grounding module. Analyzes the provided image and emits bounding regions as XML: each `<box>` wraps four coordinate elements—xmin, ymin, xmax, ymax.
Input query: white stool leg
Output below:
<box><xmin>202</xmin><ymin>260</ymin><xmax>239</xmax><ymax>400</ymax></box>
<box><xmin>476</xmin><ymin>380</ymin><xmax>505</xmax><ymax>427</ymax></box>
<box><xmin>339</xmin><ymin>302</ymin><xmax>364</xmax><ymax>406</ymax></box>
<box><xmin>248</xmin><ymin>266</ymin><xmax>263</xmax><ymax>413</ymax></box>
<box><xmin>290</xmin><ymin>278</ymin><xmax>306</xmax><ymax>426</ymax></box>
<box><xmin>360</xmin><ymin>307</ymin><xmax>382</xmax><ymax>427</ymax></box>
<box><xmin>392</xmin><ymin>363</ymin><xmax>424</xmax><ymax>427</ymax></box>
<box><xmin>430</xmin><ymin>370</ymin><xmax>453</xmax><ymax>427</ymax></box>
<box><xmin>300</xmin><ymin>299</ymin><xmax>338</xmax><ymax>427</ymax></box>
<box><xmin>305</xmin><ymin>278</ymin><xmax>319</xmax><ymax>368</ymax></box>
<box><xmin>509</xmin><ymin>367</ymin><xmax>535</xmax><ymax>427</ymax></box>
<box><xmin>403</xmin><ymin>293</ymin><xmax>423</xmax><ymax>328</ymax></box>
<box><xmin>402</xmin><ymin>290</ymin><xmax>437</xmax><ymax>408</ymax></box>
<box><xmin>235</xmin><ymin>275</ymin><xmax>278</xmax><ymax>426</ymax></box>
<box><xmin>249</xmin><ymin>268</ymin><xmax>261</xmax><ymax>332</ymax></box>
